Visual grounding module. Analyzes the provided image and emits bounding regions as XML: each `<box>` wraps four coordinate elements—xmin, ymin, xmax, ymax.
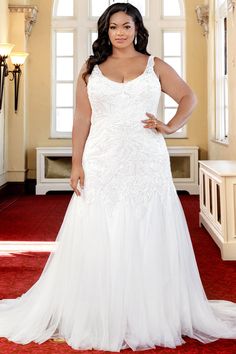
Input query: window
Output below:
<box><xmin>90</xmin><ymin>0</ymin><xmax>147</xmax><ymax>17</ymax></box>
<box><xmin>54</xmin><ymin>32</ymin><xmax>74</xmax><ymax>134</ymax></box>
<box><xmin>163</xmin><ymin>0</ymin><xmax>182</xmax><ymax>17</ymax></box>
<box><xmin>160</xmin><ymin>0</ymin><xmax>185</xmax><ymax>138</ymax></box>
<box><xmin>162</xmin><ymin>31</ymin><xmax>183</xmax><ymax>135</ymax></box>
<box><xmin>215</xmin><ymin>0</ymin><xmax>229</xmax><ymax>143</ymax></box>
<box><xmin>51</xmin><ymin>0</ymin><xmax>185</xmax><ymax>138</ymax></box>
<box><xmin>54</xmin><ymin>0</ymin><xmax>74</xmax><ymax>17</ymax></box>
<box><xmin>52</xmin><ymin>1</ymin><xmax>76</xmax><ymax>138</ymax></box>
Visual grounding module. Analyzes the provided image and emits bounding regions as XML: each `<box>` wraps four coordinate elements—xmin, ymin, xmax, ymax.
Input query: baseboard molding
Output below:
<box><xmin>0</xmin><ymin>179</ymin><xmax>36</xmax><ymax>196</ymax></box>
<box><xmin>0</xmin><ymin>172</ymin><xmax>7</xmax><ymax>187</ymax></box>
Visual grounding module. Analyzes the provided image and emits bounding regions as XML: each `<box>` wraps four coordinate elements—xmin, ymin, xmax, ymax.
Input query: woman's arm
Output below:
<box><xmin>70</xmin><ymin>63</ymin><xmax>92</xmax><ymax>196</ymax></box>
<box><xmin>142</xmin><ymin>57</ymin><xmax>197</xmax><ymax>134</ymax></box>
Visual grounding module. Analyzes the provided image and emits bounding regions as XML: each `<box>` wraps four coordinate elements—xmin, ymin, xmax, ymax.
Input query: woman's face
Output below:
<box><xmin>108</xmin><ymin>11</ymin><xmax>136</xmax><ymax>48</ymax></box>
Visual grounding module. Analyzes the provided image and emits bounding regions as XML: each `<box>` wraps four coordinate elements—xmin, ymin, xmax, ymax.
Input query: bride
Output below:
<box><xmin>0</xmin><ymin>2</ymin><xmax>236</xmax><ymax>352</ymax></box>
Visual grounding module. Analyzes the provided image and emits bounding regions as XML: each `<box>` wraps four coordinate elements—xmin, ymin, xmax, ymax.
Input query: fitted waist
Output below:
<box><xmin>85</xmin><ymin>123</ymin><xmax>164</xmax><ymax>156</ymax></box>
<box><xmin>91</xmin><ymin>112</ymin><xmax>156</xmax><ymax>126</ymax></box>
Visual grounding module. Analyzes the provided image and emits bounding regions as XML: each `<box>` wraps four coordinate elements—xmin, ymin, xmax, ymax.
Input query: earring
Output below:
<box><xmin>134</xmin><ymin>35</ymin><xmax>137</xmax><ymax>45</ymax></box>
<box><xmin>108</xmin><ymin>39</ymin><xmax>111</xmax><ymax>45</ymax></box>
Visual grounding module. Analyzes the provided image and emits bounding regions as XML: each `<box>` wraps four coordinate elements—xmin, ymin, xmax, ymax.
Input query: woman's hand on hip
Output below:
<box><xmin>70</xmin><ymin>165</ymin><xmax>85</xmax><ymax>196</ymax></box>
<box><xmin>141</xmin><ymin>112</ymin><xmax>174</xmax><ymax>135</ymax></box>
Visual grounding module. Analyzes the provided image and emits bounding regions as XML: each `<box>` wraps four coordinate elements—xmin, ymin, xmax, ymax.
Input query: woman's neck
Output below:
<box><xmin>111</xmin><ymin>46</ymin><xmax>138</xmax><ymax>59</ymax></box>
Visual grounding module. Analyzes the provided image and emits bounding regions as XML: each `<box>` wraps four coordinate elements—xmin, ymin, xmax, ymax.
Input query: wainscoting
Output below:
<box><xmin>36</xmin><ymin>146</ymin><xmax>199</xmax><ymax>195</ymax></box>
<box><xmin>199</xmin><ymin>160</ymin><xmax>236</xmax><ymax>260</ymax></box>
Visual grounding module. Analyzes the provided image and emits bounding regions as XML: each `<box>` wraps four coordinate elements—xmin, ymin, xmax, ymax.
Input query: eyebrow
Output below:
<box><xmin>110</xmin><ymin>22</ymin><xmax>131</xmax><ymax>25</ymax></box>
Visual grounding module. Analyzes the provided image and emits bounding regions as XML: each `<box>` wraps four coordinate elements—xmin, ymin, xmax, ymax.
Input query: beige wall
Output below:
<box><xmin>8</xmin><ymin>10</ymin><xmax>28</xmax><ymax>181</ymax></box>
<box><xmin>27</xmin><ymin>0</ymin><xmax>74</xmax><ymax>178</ymax></box>
<box><xmin>2</xmin><ymin>0</ymin><xmax>235</xmax><ymax>183</ymax></box>
<box><xmin>0</xmin><ymin>0</ymin><xmax>31</xmax><ymax>184</ymax></box>
<box><xmin>207</xmin><ymin>0</ymin><xmax>236</xmax><ymax>159</ymax></box>
<box><xmin>167</xmin><ymin>0</ymin><xmax>208</xmax><ymax>162</ymax></box>
<box><xmin>25</xmin><ymin>0</ymin><xmax>209</xmax><ymax>179</ymax></box>
<box><xmin>0</xmin><ymin>0</ymin><xmax>210</xmax><ymax>181</ymax></box>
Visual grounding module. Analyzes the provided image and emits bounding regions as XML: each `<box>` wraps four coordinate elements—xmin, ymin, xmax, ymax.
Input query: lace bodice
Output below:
<box><xmin>82</xmin><ymin>55</ymin><xmax>175</xmax><ymax>216</ymax></box>
<box><xmin>88</xmin><ymin>55</ymin><xmax>160</xmax><ymax>126</ymax></box>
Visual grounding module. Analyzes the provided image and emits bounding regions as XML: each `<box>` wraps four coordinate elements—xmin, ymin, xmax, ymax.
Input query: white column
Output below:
<box><xmin>0</xmin><ymin>0</ymin><xmax>9</xmax><ymax>187</ymax></box>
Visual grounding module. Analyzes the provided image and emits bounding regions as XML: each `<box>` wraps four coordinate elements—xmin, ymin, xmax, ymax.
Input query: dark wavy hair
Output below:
<box><xmin>82</xmin><ymin>2</ymin><xmax>150</xmax><ymax>83</ymax></box>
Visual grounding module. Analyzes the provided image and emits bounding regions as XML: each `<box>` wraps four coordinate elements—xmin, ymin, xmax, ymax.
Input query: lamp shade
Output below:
<box><xmin>10</xmin><ymin>52</ymin><xmax>29</xmax><ymax>65</ymax></box>
<box><xmin>0</xmin><ymin>43</ymin><xmax>15</xmax><ymax>57</ymax></box>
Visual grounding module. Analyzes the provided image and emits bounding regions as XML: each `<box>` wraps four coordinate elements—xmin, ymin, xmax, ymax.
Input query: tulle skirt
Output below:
<box><xmin>0</xmin><ymin>186</ymin><xmax>236</xmax><ymax>352</ymax></box>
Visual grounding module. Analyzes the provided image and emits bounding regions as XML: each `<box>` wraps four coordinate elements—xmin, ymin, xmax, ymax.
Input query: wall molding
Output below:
<box><xmin>8</xmin><ymin>5</ymin><xmax>38</xmax><ymax>38</ymax></box>
<box><xmin>195</xmin><ymin>5</ymin><xmax>209</xmax><ymax>37</ymax></box>
<box><xmin>228</xmin><ymin>0</ymin><xmax>236</xmax><ymax>12</ymax></box>
<box><xmin>7</xmin><ymin>169</ymin><xmax>28</xmax><ymax>182</ymax></box>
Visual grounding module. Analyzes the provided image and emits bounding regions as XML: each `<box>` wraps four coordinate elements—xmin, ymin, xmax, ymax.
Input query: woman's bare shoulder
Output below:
<box><xmin>152</xmin><ymin>56</ymin><xmax>164</xmax><ymax>78</ymax></box>
<box><xmin>153</xmin><ymin>56</ymin><xmax>167</xmax><ymax>69</ymax></box>
<box><xmin>77</xmin><ymin>61</ymin><xmax>90</xmax><ymax>84</ymax></box>
<box><xmin>79</xmin><ymin>61</ymin><xmax>88</xmax><ymax>76</ymax></box>
<box><xmin>153</xmin><ymin>56</ymin><xmax>177</xmax><ymax>75</ymax></box>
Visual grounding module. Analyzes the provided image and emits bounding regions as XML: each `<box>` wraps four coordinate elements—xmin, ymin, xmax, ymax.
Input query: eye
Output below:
<box><xmin>125</xmin><ymin>25</ymin><xmax>131</xmax><ymax>29</ymax></box>
<box><xmin>109</xmin><ymin>26</ymin><xmax>116</xmax><ymax>30</ymax></box>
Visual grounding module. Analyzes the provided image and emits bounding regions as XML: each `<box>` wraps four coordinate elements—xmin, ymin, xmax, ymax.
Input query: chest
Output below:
<box><xmin>98</xmin><ymin>60</ymin><xmax>150</xmax><ymax>83</ymax></box>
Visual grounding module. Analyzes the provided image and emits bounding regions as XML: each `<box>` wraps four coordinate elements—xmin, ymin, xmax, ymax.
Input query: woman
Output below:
<box><xmin>0</xmin><ymin>2</ymin><xmax>236</xmax><ymax>352</ymax></box>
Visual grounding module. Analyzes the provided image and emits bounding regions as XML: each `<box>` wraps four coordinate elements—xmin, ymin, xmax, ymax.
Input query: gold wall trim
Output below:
<box><xmin>195</xmin><ymin>5</ymin><xmax>209</xmax><ymax>37</ymax></box>
<box><xmin>8</xmin><ymin>4</ymin><xmax>38</xmax><ymax>38</ymax></box>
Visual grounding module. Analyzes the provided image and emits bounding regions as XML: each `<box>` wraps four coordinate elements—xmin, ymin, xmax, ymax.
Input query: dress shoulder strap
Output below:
<box><xmin>145</xmin><ymin>55</ymin><xmax>155</xmax><ymax>74</ymax></box>
<box><xmin>147</xmin><ymin>55</ymin><xmax>155</xmax><ymax>68</ymax></box>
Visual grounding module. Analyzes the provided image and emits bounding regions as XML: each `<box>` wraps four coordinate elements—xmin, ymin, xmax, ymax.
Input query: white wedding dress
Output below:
<box><xmin>0</xmin><ymin>55</ymin><xmax>236</xmax><ymax>352</ymax></box>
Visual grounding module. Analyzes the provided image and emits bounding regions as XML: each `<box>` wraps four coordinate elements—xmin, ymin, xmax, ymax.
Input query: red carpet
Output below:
<box><xmin>0</xmin><ymin>193</ymin><xmax>236</xmax><ymax>353</ymax></box>
<box><xmin>0</xmin><ymin>194</ymin><xmax>71</xmax><ymax>241</ymax></box>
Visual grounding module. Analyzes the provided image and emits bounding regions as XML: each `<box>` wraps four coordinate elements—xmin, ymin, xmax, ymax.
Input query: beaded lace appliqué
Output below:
<box><xmin>82</xmin><ymin>56</ymin><xmax>176</xmax><ymax>216</ymax></box>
